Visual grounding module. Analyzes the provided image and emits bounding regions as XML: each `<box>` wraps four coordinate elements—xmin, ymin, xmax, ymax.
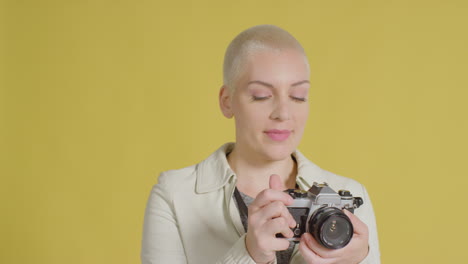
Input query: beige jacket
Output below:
<box><xmin>141</xmin><ymin>143</ymin><xmax>380</xmax><ymax>263</ymax></box>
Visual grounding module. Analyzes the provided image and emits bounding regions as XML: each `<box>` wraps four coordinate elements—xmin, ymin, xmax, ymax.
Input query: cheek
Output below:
<box><xmin>294</xmin><ymin>110</ymin><xmax>309</xmax><ymax>141</ymax></box>
<box><xmin>295</xmin><ymin>106</ymin><xmax>309</xmax><ymax>126</ymax></box>
<box><xmin>244</xmin><ymin>110</ymin><xmax>265</xmax><ymax>126</ymax></box>
<box><xmin>301</xmin><ymin>108</ymin><xmax>310</xmax><ymax>121</ymax></box>
<box><xmin>236</xmin><ymin>106</ymin><xmax>263</xmax><ymax>126</ymax></box>
<box><xmin>293</xmin><ymin>102</ymin><xmax>309</xmax><ymax>114</ymax></box>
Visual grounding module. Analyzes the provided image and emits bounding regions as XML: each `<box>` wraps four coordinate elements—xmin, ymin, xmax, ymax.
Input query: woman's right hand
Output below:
<box><xmin>245</xmin><ymin>174</ymin><xmax>297</xmax><ymax>264</ymax></box>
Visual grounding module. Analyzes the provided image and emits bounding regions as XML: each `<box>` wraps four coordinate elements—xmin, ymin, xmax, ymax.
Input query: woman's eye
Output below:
<box><xmin>252</xmin><ymin>96</ymin><xmax>271</xmax><ymax>101</ymax></box>
<box><xmin>291</xmin><ymin>96</ymin><xmax>307</xmax><ymax>102</ymax></box>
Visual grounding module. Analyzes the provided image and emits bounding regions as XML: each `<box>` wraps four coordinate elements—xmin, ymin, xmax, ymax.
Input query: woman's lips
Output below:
<box><xmin>264</xmin><ymin>129</ymin><xmax>291</xmax><ymax>141</ymax></box>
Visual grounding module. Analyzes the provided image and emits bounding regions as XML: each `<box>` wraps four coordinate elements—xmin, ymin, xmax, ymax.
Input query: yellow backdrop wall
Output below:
<box><xmin>2</xmin><ymin>0</ymin><xmax>467</xmax><ymax>263</ymax></box>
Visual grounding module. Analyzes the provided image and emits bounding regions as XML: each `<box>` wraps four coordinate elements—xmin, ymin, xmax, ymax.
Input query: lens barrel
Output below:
<box><xmin>308</xmin><ymin>207</ymin><xmax>353</xmax><ymax>249</ymax></box>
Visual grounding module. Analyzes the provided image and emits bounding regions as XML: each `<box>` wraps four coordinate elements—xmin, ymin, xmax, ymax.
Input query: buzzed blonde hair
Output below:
<box><xmin>223</xmin><ymin>24</ymin><xmax>309</xmax><ymax>92</ymax></box>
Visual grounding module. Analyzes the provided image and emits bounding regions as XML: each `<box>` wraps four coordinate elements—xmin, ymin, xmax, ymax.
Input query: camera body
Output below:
<box><xmin>284</xmin><ymin>182</ymin><xmax>363</xmax><ymax>249</ymax></box>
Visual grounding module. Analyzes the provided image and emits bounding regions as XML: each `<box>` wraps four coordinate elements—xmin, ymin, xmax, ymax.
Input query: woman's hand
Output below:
<box><xmin>245</xmin><ymin>174</ymin><xmax>296</xmax><ymax>264</ymax></box>
<box><xmin>298</xmin><ymin>210</ymin><xmax>369</xmax><ymax>264</ymax></box>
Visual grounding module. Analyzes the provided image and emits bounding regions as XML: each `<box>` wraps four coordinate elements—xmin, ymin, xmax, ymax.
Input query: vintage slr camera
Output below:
<box><xmin>281</xmin><ymin>182</ymin><xmax>363</xmax><ymax>249</ymax></box>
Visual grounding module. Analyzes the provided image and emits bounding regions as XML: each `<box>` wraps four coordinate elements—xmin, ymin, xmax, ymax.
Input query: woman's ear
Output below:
<box><xmin>219</xmin><ymin>85</ymin><xmax>234</xmax><ymax>118</ymax></box>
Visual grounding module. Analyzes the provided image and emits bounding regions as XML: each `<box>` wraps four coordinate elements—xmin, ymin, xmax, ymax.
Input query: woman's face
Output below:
<box><xmin>229</xmin><ymin>49</ymin><xmax>310</xmax><ymax>161</ymax></box>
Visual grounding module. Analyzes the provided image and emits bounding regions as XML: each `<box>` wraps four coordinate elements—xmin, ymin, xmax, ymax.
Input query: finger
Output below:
<box><xmin>299</xmin><ymin>235</ymin><xmax>323</xmax><ymax>263</ymax></box>
<box><xmin>343</xmin><ymin>210</ymin><xmax>368</xmax><ymax>236</ymax></box>
<box><xmin>264</xmin><ymin>217</ymin><xmax>294</xmax><ymax>238</ymax></box>
<box><xmin>269</xmin><ymin>174</ymin><xmax>285</xmax><ymax>191</ymax></box>
<box><xmin>302</xmin><ymin>233</ymin><xmax>335</xmax><ymax>259</ymax></box>
<box><xmin>249</xmin><ymin>189</ymin><xmax>293</xmax><ymax>211</ymax></box>
<box><xmin>254</xmin><ymin>201</ymin><xmax>296</xmax><ymax>227</ymax></box>
<box><xmin>270</xmin><ymin>237</ymin><xmax>291</xmax><ymax>251</ymax></box>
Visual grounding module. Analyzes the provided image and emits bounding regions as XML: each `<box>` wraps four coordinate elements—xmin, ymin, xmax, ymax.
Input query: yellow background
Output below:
<box><xmin>2</xmin><ymin>0</ymin><xmax>467</xmax><ymax>263</ymax></box>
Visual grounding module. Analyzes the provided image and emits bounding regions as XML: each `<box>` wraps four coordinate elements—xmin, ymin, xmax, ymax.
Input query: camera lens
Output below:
<box><xmin>308</xmin><ymin>207</ymin><xmax>353</xmax><ymax>249</ymax></box>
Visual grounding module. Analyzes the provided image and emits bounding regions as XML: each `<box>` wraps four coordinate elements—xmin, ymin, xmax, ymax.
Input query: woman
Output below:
<box><xmin>141</xmin><ymin>25</ymin><xmax>380</xmax><ymax>264</ymax></box>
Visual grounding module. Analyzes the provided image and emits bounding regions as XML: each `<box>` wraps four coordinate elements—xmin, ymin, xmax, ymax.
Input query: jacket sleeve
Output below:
<box><xmin>141</xmin><ymin>172</ymin><xmax>262</xmax><ymax>264</ymax></box>
<box><xmin>356</xmin><ymin>184</ymin><xmax>380</xmax><ymax>264</ymax></box>
<box><xmin>141</xmin><ymin>172</ymin><xmax>187</xmax><ymax>264</ymax></box>
<box><xmin>215</xmin><ymin>234</ymin><xmax>263</xmax><ymax>264</ymax></box>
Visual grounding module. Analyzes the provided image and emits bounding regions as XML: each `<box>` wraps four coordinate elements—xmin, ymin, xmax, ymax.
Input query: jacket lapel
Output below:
<box><xmin>194</xmin><ymin>143</ymin><xmax>327</xmax><ymax>237</ymax></box>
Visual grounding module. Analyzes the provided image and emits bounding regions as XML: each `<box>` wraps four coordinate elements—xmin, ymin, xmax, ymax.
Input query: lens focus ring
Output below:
<box><xmin>308</xmin><ymin>207</ymin><xmax>353</xmax><ymax>249</ymax></box>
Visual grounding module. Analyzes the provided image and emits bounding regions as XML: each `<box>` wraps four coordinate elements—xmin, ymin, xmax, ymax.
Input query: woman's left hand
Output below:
<box><xmin>298</xmin><ymin>210</ymin><xmax>369</xmax><ymax>264</ymax></box>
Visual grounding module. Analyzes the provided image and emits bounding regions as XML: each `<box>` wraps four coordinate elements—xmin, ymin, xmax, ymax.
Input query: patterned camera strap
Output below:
<box><xmin>233</xmin><ymin>187</ymin><xmax>295</xmax><ymax>264</ymax></box>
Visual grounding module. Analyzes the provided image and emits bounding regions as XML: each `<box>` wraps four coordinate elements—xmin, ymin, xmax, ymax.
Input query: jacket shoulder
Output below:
<box><xmin>156</xmin><ymin>164</ymin><xmax>198</xmax><ymax>192</ymax></box>
<box><xmin>319</xmin><ymin>169</ymin><xmax>367</xmax><ymax>197</ymax></box>
<box><xmin>295</xmin><ymin>149</ymin><xmax>365</xmax><ymax>194</ymax></box>
<box><xmin>321</xmin><ymin>169</ymin><xmax>361</xmax><ymax>186</ymax></box>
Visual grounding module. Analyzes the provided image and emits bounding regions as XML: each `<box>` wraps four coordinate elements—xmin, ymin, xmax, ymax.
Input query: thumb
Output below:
<box><xmin>269</xmin><ymin>174</ymin><xmax>285</xmax><ymax>191</ymax></box>
<box><xmin>344</xmin><ymin>209</ymin><xmax>369</xmax><ymax>236</ymax></box>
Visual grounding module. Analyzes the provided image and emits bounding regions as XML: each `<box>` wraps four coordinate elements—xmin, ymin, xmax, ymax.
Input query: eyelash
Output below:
<box><xmin>251</xmin><ymin>96</ymin><xmax>307</xmax><ymax>102</ymax></box>
<box><xmin>252</xmin><ymin>96</ymin><xmax>271</xmax><ymax>101</ymax></box>
<box><xmin>292</xmin><ymin>96</ymin><xmax>307</xmax><ymax>102</ymax></box>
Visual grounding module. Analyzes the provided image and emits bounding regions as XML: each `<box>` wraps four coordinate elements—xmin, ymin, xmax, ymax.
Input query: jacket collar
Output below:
<box><xmin>196</xmin><ymin>142</ymin><xmax>328</xmax><ymax>194</ymax></box>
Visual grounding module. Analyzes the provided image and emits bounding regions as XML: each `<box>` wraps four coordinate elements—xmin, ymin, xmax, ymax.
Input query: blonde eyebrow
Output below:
<box><xmin>247</xmin><ymin>80</ymin><xmax>310</xmax><ymax>89</ymax></box>
<box><xmin>247</xmin><ymin>80</ymin><xmax>274</xmax><ymax>89</ymax></box>
<box><xmin>291</xmin><ymin>80</ymin><xmax>310</xmax><ymax>87</ymax></box>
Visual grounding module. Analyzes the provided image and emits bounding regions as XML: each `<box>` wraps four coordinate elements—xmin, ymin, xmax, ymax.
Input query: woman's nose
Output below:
<box><xmin>270</xmin><ymin>98</ymin><xmax>290</xmax><ymax>121</ymax></box>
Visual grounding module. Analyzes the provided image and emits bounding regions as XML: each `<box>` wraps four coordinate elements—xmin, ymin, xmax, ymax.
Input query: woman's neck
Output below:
<box><xmin>227</xmin><ymin>146</ymin><xmax>297</xmax><ymax>198</ymax></box>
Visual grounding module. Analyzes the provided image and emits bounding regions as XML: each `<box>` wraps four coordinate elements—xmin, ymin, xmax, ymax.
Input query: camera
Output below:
<box><xmin>280</xmin><ymin>182</ymin><xmax>363</xmax><ymax>249</ymax></box>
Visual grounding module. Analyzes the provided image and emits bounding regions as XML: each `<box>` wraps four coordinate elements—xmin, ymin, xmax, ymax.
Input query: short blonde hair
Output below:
<box><xmin>223</xmin><ymin>25</ymin><xmax>309</xmax><ymax>92</ymax></box>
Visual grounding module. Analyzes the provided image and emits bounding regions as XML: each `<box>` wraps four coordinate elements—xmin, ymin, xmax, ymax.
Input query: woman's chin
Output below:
<box><xmin>236</xmin><ymin>138</ymin><xmax>298</xmax><ymax>161</ymax></box>
<box><xmin>262</xmin><ymin>144</ymin><xmax>296</xmax><ymax>161</ymax></box>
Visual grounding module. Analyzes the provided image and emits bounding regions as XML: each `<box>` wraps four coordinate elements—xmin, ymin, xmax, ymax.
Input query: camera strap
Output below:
<box><xmin>233</xmin><ymin>187</ymin><xmax>249</xmax><ymax>232</ymax></box>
